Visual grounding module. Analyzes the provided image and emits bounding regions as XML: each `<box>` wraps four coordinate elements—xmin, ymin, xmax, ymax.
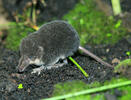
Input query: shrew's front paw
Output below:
<box><xmin>31</xmin><ymin>66</ymin><xmax>45</xmax><ymax>75</ymax></box>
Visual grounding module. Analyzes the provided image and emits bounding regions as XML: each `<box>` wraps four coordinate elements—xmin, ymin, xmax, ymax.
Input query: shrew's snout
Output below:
<box><xmin>18</xmin><ymin>65</ymin><xmax>26</xmax><ymax>72</ymax></box>
<box><xmin>17</xmin><ymin>56</ymin><xmax>30</xmax><ymax>72</ymax></box>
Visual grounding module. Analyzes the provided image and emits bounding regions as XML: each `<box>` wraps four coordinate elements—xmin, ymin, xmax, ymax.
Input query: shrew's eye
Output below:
<box><xmin>29</xmin><ymin>55</ymin><xmax>37</xmax><ymax>60</ymax></box>
<box><xmin>28</xmin><ymin>56</ymin><xmax>32</xmax><ymax>59</ymax></box>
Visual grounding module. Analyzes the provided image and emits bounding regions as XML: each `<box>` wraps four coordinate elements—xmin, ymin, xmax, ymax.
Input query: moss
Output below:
<box><xmin>63</xmin><ymin>0</ymin><xmax>127</xmax><ymax>45</ymax></box>
<box><xmin>51</xmin><ymin>78</ymin><xmax>131</xmax><ymax>100</ymax></box>
<box><xmin>52</xmin><ymin>80</ymin><xmax>103</xmax><ymax>100</ymax></box>
<box><xmin>5</xmin><ymin>23</ymin><xmax>34</xmax><ymax>50</ymax></box>
<box><xmin>53</xmin><ymin>80</ymin><xmax>100</xmax><ymax>96</ymax></box>
<box><xmin>106</xmin><ymin>78</ymin><xmax>131</xmax><ymax>100</ymax></box>
<box><xmin>67</xmin><ymin>93</ymin><xmax>105</xmax><ymax>100</ymax></box>
<box><xmin>114</xmin><ymin>59</ymin><xmax>131</xmax><ymax>73</ymax></box>
<box><xmin>118</xmin><ymin>85</ymin><xmax>131</xmax><ymax>100</ymax></box>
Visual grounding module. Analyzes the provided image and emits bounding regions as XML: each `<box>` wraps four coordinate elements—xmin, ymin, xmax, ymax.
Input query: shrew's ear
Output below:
<box><xmin>37</xmin><ymin>46</ymin><xmax>44</xmax><ymax>58</ymax></box>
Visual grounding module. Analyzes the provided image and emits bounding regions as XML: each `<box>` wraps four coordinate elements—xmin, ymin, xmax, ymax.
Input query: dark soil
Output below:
<box><xmin>0</xmin><ymin>39</ymin><xmax>130</xmax><ymax>100</ymax></box>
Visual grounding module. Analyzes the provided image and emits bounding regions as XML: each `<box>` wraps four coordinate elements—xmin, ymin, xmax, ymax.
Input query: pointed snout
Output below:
<box><xmin>17</xmin><ymin>65</ymin><xmax>27</xmax><ymax>72</ymax></box>
<box><xmin>17</xmin><ymin>56</ymin><xmax>30</xmax><ymax>72</ymax></box>
<box><xmin>17</xmin><ymin>62</ymin><xmax>29</xmax><ymax>72</ymax></box>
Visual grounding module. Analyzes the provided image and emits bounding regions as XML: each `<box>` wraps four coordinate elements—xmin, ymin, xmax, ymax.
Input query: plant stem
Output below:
<box><xmin>69</xmin><ymin>56</ymin><xmax>89</xmax><ymax>78</ymax></box>
<box><xmin>111</xmin><ymin>0</ymin><xmax>122</xmax><ymax>15</ymax></box>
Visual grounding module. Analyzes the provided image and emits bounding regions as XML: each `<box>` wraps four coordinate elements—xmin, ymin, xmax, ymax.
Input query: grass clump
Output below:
<box><xmin>63</xmin><ymin>0</ymin><xmax>127</xmax><ymax>46</ymax></box>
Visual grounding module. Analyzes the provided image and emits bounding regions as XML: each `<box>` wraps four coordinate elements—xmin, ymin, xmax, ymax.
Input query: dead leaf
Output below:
<box><xmin>112</xmin><ymin>58</ymin><xmax>120</xmax><ymax>64</ymax></box>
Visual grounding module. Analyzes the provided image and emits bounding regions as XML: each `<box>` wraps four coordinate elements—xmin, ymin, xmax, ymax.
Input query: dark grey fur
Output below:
<box><xmin>18</xmin><ymin>20</ymin><xmax>80</xmax><ymax>72</ymax></box>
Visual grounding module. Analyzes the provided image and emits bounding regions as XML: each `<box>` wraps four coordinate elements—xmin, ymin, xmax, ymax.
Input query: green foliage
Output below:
<box><xmin>107</xmin><ymin>78</ymin><xmax>131</xmax><ymax>100</ymax></box>
<box><xmin>114</xmin><ymin>59</ymin><xmax>131</xmax><ymax>73</ymax></box>
<box><xmin>53</xmin><ymin>80</ymin><xmax>100</xmax><ymax>96</ymax></box>
<box><xmin>118</xmin><ymin>85</ymin><xmax>131</xmax><ymax>100</ymax></box>
<box><xmin>126</xmin><ymin>51</ymin><xmax>131</xmax><ymax>56</ymax></box>
<box><xmin>18</xmin><ymin>83</ymin><xmax>23</xmax><ymax>89</ymax></box>
<box><xmin>5</xmin><ymin>22</ymin><xmax>34</xmax><ymax>50</ymax></box>
<box><xmin>104</xmin><ymin>77</ymin><xmax>129</xmax><ymax>85</ymax></box>
<box><xmin>63</xmin><ymin>0</ymin><xmax>127</xmax><ymax>45</ymax></box>
<box><xmin>53</xmin><ymin>80</ymin><xmax>87</xmax><ymax>96</ymax></box>
<box><xmin>52</xmin><ymin>80</ymin><xmax>103</xmax><ymax>100</ymax></box>
<box><xmin>51</xmin><ymin>78</ymin><xmax>131</xmax><ymax>100</ymax></box>
<box><xmin>67</xmin><ymin>93</ymin><xmax>105</xmax><ymax>100</ymax></box>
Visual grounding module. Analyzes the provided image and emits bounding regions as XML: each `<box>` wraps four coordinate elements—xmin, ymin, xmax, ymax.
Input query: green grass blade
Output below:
<box><xmin>68</xmin><ymin>56</ymin><xmax>89</xmax><ymax>78</ymax></box>
<box><xmin>111</xmin><ymin>0</ymin><xmax>122</xmax><ymax>15</ymax></box>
